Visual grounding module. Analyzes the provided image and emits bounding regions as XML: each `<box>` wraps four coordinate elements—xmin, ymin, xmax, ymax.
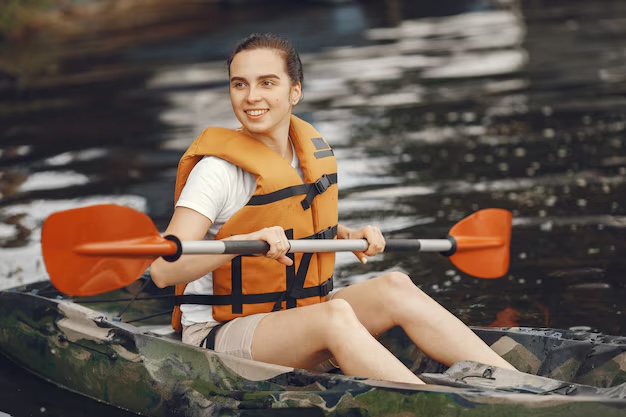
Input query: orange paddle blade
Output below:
<box><xmin>448</xmin><ymin>208</ymin><xmax>511</xmax><ymax>279</ymax></box>
<box><xmin>41</xmin><ymin>204</ymin><xmax>173</xmax><ymax>296</ymax></box>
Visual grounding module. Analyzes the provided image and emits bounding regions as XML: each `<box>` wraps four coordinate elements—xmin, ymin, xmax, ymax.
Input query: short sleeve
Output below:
<box><xmin>176</xmin><ymin>157</ymin><xmax>231</xmax><ymax>222</ymax></box>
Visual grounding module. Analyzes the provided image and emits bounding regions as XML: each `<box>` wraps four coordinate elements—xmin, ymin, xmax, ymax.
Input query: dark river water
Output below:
<box><xmin>1</xmin><ymin>0</ymin><xmax>625</xmax><ymax>415</ymax></box>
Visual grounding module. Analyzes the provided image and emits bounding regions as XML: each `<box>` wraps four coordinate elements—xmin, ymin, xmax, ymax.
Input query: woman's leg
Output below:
<box><xmin>333</xmin><ymin>272</ymin><xmax>516</xmax><ymax>370</ymax></box>
<box><xmin>250</xmin><ymin>298</ymin><xmax>424</xmax><ymax>384</ymax></box>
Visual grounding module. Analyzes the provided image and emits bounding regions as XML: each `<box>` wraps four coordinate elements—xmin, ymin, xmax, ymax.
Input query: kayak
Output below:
<box><xmin>0</xmin><ymin>277</ymin><xmax>624</xmax><ymax>417</ymax></box>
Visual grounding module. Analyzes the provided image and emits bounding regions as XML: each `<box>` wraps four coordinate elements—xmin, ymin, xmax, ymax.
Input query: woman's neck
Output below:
<box><xmin>243</xmin><ymin>124</ymin><xmax>292</xmax><ymax>162</ymax></box>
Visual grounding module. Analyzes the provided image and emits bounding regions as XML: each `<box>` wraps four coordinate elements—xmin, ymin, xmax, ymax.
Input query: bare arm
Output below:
<box><xmin>150</xmin><ymin>207</ymin><xmax>293</xmax><ymax>288</ymax></box>
<box><xmin>150</xmin><ymin>207</ymin><xmax>233</xmax><ymax>288</ymax></box>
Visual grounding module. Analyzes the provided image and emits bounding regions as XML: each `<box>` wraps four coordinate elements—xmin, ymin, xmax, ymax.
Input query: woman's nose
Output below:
<box><xmin>246</xmin><ymin>86</ymin><xmax>261</xmax><ymax>102</ymax></box>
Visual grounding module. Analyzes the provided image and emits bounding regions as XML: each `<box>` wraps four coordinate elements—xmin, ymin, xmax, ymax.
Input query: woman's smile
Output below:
<box><xmin>245</xmin><ymin>109</ymin><xmax>269</xmax><ymax>118</ymax></box>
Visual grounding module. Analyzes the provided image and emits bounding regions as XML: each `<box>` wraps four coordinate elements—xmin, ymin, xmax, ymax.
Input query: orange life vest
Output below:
<box><xmin>170</xmin><ymin>115</ymin><xmax>338</xmax><ymax>332</ymax></box>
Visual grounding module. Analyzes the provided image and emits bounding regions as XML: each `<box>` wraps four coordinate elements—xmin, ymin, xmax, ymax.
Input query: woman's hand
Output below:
<box><xmin>234</xmin><ymin>226</ymin><xmax>293</xmax><ymax>266</ymax></box>
<box><xmin>337</xmin><ymin>224</ymin><xmax>386</xmax><ymax>264</ymax></box>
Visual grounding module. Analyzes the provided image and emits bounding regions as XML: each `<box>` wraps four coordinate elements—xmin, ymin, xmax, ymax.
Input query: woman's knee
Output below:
<box><xmin>376</xmin><ymin>272</ymin><xmax>435</xmax><ymax>319</ymax></box>
<box><xmin>323</xmin><ymin>298</ymin><xmax>358</xmax><ymax>322</ymax></box>
<box><xmin>378</xmin><ymin>271</ymin><xmax>421</xmax><ymax>294</ymax></box>
<box><xmin>321</xmin><ymin>298</ymin><xmax>369</xmax><ymax>355</ymax></box>
<box><xmin>321</xmin><ymin>299</ymin><xmax>368</xmax><ymax>341</ymax></box>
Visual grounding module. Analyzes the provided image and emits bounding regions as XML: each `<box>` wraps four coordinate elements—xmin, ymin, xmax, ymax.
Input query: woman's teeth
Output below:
<box><xmin>246</xmin><ymin>110</ymin><xmax>267</xmax><ymax>116</ymax></box>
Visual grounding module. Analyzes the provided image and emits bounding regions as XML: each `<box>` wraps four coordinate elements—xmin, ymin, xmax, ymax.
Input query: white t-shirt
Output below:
<box><xmin>177</xmin><ymin>140</ymin><xmax>302</xmax><ymax>327</ymax></box>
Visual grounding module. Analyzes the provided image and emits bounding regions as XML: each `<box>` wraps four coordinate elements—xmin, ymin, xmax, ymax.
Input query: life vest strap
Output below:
<box><xmin>275</xmin><ymin>249</ymin><xmax>312</xmax><ymax>311</ymax></box>
<box><xmin>174</xmin><ymin>277</ymin><xmax>333</xmax><ymax>306</ymax></box>
<box><xmin>281</xmin><ymin>229</ymin><xmax>299</xmax><ymax>310</ymax></box>
<box><xmin>290</xmin><ymin>276</ymin><xmax>333</xmax><ymax>299</ymax></box>
<box><xmin>301</xmin><ymin>174</ymin><xmax>337</xmax><ymax>210</ymax></box>
<box><xmin>246</xmin><ymin>173</ymin><xmax>338</xmax><ymax>209</ymax></box>
<box><xmin>303</xmin><ymin>225</ymin><xmax>338</xmax><ymax>240</ymax></box>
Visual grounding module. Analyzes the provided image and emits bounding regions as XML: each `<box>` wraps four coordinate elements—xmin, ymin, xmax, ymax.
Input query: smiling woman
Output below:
<box><xmin>148</xmin><ymin>33</ymin><xmax>516</xmax><ymax>384</ymax></box>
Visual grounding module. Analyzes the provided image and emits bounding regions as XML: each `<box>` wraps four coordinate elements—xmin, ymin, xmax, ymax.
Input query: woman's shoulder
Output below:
<box><xmin>194</xmin><ymin>155</ymin><xmax>240</xmax><ymax>175</ymax></box>
<box><xmin>192</xmin><ymin>156</ymin><xmax>253</xmax><ymax>184</ymax></box>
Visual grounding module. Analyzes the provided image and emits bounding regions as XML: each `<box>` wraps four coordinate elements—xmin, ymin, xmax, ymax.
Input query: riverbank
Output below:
<box><xmin>0</xmin><ymin>0</ymin><xmax>224</xmax><ymax>41</ymax></box>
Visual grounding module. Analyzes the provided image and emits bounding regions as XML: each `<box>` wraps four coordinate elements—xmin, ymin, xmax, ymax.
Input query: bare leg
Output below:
<box><xmin>251</xmin><ymin>299</ymin><xmax>424</xmax><ymax>384</ymax></box>
<box><xmin>333</xmin><ymin>272</ymin><xmax>517</xmax><ymax>370</ymax></box>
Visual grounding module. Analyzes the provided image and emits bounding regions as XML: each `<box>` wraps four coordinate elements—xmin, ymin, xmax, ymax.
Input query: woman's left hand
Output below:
<box><xmin>339</xmin><ymin>224</ymin><xmax>386</xmax><ymax>264</ymax></box>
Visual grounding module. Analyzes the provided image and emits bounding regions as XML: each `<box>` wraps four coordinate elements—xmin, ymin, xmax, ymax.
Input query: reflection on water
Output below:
<box><xmin>0</xmin><ymin>0</ymin><xmax>625</xmax><ymax>414</ymax></box>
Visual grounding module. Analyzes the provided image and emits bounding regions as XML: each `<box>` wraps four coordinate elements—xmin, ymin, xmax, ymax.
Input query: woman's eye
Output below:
<box><xmin>233</xmin><ymin>82</ymin><xmax>245</xmax><ymax>88</ymax></box>
<box><xmin>263</xmin><ymin>80</ymin><xmax>275</xmax><ymax>86</ymax></box>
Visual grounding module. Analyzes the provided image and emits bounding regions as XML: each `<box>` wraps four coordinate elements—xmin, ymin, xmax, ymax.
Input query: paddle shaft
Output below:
<box><xmin>182</xmin><ymin>238</ymin><xmax>454</xmax><ymax>255</ymax></box>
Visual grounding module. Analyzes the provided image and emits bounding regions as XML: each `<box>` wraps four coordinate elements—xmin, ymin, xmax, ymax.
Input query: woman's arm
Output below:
<box><xmin>150</xmin><ymin>207</ymin><xmax>233</xmax><ymax>288</ymax></box>
<box><xmin>150</xmin><ymin>207</ymin><xmax>293</xmax><ymax>288</ymax></box>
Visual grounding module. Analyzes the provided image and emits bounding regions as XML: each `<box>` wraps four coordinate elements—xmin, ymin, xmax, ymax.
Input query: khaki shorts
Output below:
<box><xmin>183</xmin><ymin>313</ymin><xmax>268</xmax><ymax>360</ymax></box>
<box><xmin>182</xmin><ymin>293</ymin><xmax>339</xmax><ymax>372</ymax></box>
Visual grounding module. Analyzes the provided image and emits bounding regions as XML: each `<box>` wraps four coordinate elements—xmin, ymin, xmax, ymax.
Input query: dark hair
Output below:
<box><xmin>227</xmin><ymin>33</ymin><xmax>303</xmax><ymax>85</ymax></box>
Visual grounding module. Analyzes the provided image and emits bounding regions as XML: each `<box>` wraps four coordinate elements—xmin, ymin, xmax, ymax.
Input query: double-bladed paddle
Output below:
<box><xmin>41</xmin><ymin>204</ymin><xmax>511</xmax><ymax>296</ymax></box>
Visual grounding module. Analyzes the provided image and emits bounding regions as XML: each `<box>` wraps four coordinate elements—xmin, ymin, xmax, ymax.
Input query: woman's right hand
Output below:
<box><xmin>234</xmin><ymin>226</ymin><xmax>294</xmax><ymax>266</ymax></box>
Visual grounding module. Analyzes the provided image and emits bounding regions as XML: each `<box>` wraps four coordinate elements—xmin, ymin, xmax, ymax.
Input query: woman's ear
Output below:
<box><xmin>291</xmin><ymin>82</ymin><xmax>302</xmax><ymax>104</ymax></box>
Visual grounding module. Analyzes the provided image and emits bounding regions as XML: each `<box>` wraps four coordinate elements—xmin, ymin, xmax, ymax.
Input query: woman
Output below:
<box><xmin>150</xmin><ymin>33</ymin><xmax>515</xmax><ymax>384</ymax></box>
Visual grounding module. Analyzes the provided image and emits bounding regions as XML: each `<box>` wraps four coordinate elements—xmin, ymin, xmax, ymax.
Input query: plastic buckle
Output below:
<box><xmin>320</xmin><ymin>278</ymin><xmax>333</xmax><ymax>295</ymax></box>
<box><xmin>314</xmin><ymin>174</ymin><xmax>331</xmax><ymax>194</ymax></box>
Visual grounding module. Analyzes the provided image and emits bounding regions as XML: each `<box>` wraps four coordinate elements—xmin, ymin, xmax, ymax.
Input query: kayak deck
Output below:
<box><xmin>0</xmin><ymin>278</ymin><xmax>624</xmax><ymax>417</ymax></box>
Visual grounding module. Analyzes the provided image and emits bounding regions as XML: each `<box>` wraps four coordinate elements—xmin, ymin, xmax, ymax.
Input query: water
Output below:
<box><xmin>1</xmin><ymin>0</ymin><xmax>625</xmax><ymax>415</ymax></box>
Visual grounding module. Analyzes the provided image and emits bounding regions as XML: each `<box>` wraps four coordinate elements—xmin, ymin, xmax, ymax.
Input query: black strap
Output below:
<box><xmin>289</xmin><ymin>252</ymin><xmax>312</xmax><ymax>300</ymax></box>
<box><xmin>247</xmin><ymin>184</ymin><xmax>310</xmax><ymax>206</ymax></box>
<box><xmin>291</xmin><ymin>276</ymin><xmax>333</xmax><ymax>299</ymax></box>
<box><xmin>200</xmin><ymin>322</ymin><xmax>227</xmax><ymax>350</ymax></box>
<box><xmin>273</xmin><ymin>252</ymin><xmax>313</xmax><ymax>311</ymax></box>
<box><xmin>177</xmin><ymin>292</ymin><xmax>285</xmax><ymax>305</ymax></box>
<box><xmin>301</xmin><ymin>174</ymin><xmax>336</xmax><ymax>210</ymax></box>
<box><xmin>175</xmin><ymin>277</ymin><xmax>333</xmax><ymax>306</ymax></box>
<box><xmin>246</xmin><ymin>173</ymin><xmax>337</xmax><ymax>208</ymax></box>
<box><xmin>231</xmin><ymin>256</ymin><xmax>243</xmax><ymax>315</ymax></box>
<box><xmin>282</xmin><ymin>251</ymin><xmax>298</xmax><ymax>310</ymax></box>
<box><xmin>277</xmin><ymin>229</ymin><xmax>297</xmax><ymax>311</ymax></box>
<box><xmin>301</xmin><ymin>225</ymin><xmax>337</xmax><ymax>240</ymax></box>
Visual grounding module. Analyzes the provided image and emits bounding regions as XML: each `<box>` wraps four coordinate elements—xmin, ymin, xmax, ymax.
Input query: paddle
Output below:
<box><xmin>41</xmin><ymin>204</ymin><xmax>511</xmax><ymax>296</ymax></box>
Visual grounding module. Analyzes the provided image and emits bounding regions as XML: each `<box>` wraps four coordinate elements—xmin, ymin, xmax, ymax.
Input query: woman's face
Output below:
<box><xmin>229</xmin><ymin>48</ymin><xmax>301</xmax><ymax>140</ymax></box>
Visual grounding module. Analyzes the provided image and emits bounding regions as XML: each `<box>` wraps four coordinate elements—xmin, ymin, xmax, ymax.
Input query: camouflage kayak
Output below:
<box><xmin>0</xmin><ymin>278</ymin><xmax>624</xmax><ymax>417</ymax></box>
